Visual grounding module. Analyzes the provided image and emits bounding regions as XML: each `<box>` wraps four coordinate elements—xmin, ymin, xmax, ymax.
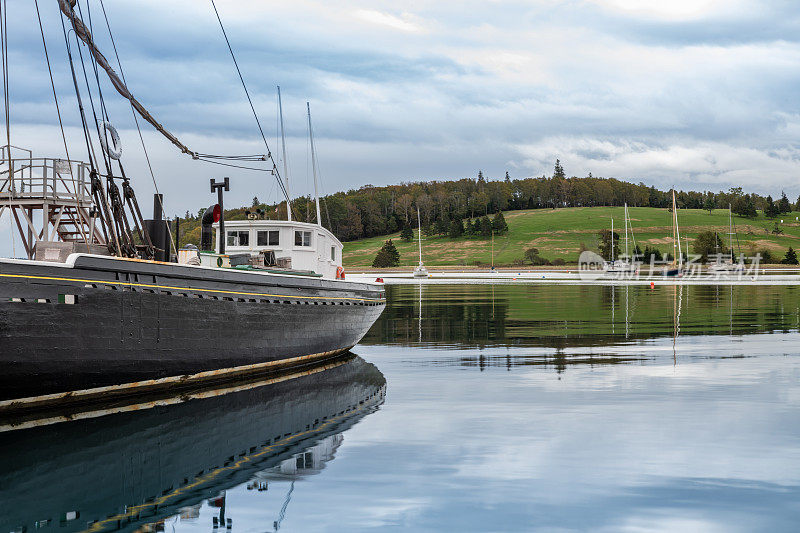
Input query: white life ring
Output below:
<box><xmin>98</xmin><ymin>120</ymin><xmax>122</xmax><ymax>160</ymax></box>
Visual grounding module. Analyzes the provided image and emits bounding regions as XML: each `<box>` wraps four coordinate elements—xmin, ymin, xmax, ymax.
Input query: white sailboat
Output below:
<box><xmin>413</xmin><ymin>208</ymin><xmax>429</xmax><ymax>278</ymax></box>
<box><xmin>606</xmin><ymin>203</ymin><xmax>637</xmax><ymax>273</ymax></box>
<box><xmin>708</xmin><ymin>204</ymin><xmax>743</xmax><ymax>274</ymax></box>
<box><xmin>664</xmin><ymin>190</ymin><xmax>683</xmax><ymax>277</ymax></box>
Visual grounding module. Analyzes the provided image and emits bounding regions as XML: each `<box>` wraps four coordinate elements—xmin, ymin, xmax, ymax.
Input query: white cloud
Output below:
<box><xmin>515</xmin><ymin>136</ymin><xmax>800</xmax><ymax>190</ymax></box>
<box><xmin>354</xmin><ymin>9</ymin><xmax>424</xmax><ymax>33</ymax></box>
<box><xmin>587</xmin><ymin>0</ymin><xmax>750</xmax><ymax>21</ymax></box>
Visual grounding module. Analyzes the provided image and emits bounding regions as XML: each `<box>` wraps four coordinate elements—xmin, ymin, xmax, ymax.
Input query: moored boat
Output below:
<box><xmin>0</xmin><ymin>1</ymin><xmax>385</xmax><ymax>403</ymax></box>
<box><xmin>605</xmin><ymin>204</ymin><xmax>638</xmax><ymax>274</ymax></box>
<box><xmin>707</xmin><ymin>204</ymin><xmax>743</xmax><ymax>274</ymax></box>
<box><xmin>412</xmin><ymin>208</ymin><xmax>429</xmax><ymax>278</ymax></box>
<box><xmin>663</xmin><ymin>190</ymin><xmax>684</xmax><ymax>277</ymax></box>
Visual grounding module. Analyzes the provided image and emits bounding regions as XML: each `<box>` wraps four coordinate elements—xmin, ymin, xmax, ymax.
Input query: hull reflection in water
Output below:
<box><xmin>0</xmin><ymin>355</ymin><xmax>385</xmax><ymax>533</ymax></box>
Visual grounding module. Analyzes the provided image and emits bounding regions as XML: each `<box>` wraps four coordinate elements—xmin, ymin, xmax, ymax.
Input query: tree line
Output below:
<box><xmin>177</xmin><ymin>160</ymin><xmax>800</xmax><ymax>245</ymax></box>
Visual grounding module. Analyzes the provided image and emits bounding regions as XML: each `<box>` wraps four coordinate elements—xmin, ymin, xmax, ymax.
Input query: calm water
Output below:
<box><xmin>3</xmin><ymin>284</ymin><xmax>800</xmax><ymax>532</ymax></box>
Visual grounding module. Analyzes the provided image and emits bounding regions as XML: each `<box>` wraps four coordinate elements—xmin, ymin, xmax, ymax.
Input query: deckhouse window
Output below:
<box><xmin>257</xmin><ymin>230</ymin><xmax>280</xmax><ymax>246</ymax></box>
<box><xmin>295</xmin><ymin>230</ymin><xmax>311</xmax><ymax>247</ymax></box>
<box><xmin>331</xmin><ymin>246</ymin><xmax>336</xmax><ymax>261</ymax></box>
<box><xmin>227</xmin><ymin>230</ymin><xmax>249</xmax><ymax>247</ymax></box>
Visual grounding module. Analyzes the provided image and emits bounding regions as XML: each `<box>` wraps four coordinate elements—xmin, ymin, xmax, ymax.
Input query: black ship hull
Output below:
<box><xmin>0</xmin><ymin>254</ymin><xmax>385</xmax><ymax>401</ymax></box>
<box><xmin>0</xmin><ymin>355</ymin><xmax>386</xmax><ymax>533</ymax></box>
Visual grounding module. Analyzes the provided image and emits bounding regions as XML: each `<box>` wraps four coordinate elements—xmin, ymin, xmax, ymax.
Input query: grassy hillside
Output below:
<box><xmin>342</xmin><ymin>206</ymin><xmax>800</xmax><ymax>268</ymax></box>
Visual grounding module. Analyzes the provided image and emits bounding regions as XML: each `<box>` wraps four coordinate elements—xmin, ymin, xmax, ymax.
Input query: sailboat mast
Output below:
<box><xmin>672</xmin><ymin>190</ymin><xmax>677</xmax><ymax>266</ymax></box>
<box><xmin>624</xmin><ymin>203</ymin><xmax>629</xmax><ymax>259</ymax></box>
<box><xmin>417</xmin><ymin>208</ymin><xmax>423</xmax><ymax>265</ymax></box>
<box><xmin>306</xmin><ymin>102</ymin><xmax>322</xmax><ymax>226</ymax></box>
<box><xmin>728</xmin><ymin>203</ymin><xmax>734</xmax><ymax>262</ymax></box>
<box><xmin>277</xmin><ymin>86</ymin><xmax>291</xmax><ymax>221</ymax></box>
<box><xmin>611</xmin><ymin>217</ymin><xmax>614</xmax><ymax>262</ymax></box>
<box><xmin>673</xmin><ymin>190</ymin><xmax>682</xmax><ymax>266</ymax></box>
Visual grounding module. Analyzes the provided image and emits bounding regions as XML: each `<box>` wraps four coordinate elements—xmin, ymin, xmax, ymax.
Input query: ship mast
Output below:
<box><xmin>277</xmin><ymin>86</ymin><xmax>291</xmax><ymax>222</ymax></box>
<box><xmin>306</xmin><ymin>102</ymin><xmax>322</xmax><ymax>226</ymax></box>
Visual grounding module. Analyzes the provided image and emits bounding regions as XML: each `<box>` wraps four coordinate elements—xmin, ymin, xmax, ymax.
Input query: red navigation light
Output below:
<box><xmin>212</xmin><ymin>204</ymin><xmax>222</xmax><ymax>222</ymax></box>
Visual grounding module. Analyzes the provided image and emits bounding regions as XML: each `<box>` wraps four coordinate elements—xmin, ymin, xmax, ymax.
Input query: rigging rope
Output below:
<box><xmin>34</xmin><ymin>0</ymin><xmax>71</xmax><ymax>165</ymax></box>
<box><xmin>60</xmin><ymin>12</ymin><xmax>122</xmax><ymax>255</ymax></box>
<box><xmin>0</xmin><ymin>0</ymin><xmax>12</xmax><ymax>257</ymax></box>
<box><xmin>74</xmin><ymin>1</ymin><xmax>112</xmax><ymax>176</ymax></box>
<box><xmin>98</xmin><ymin>0</ymin><xmax>176</xmax><ymax>258</ymax></box>
<box><xmin>209</xmin><ymin>0</ymin><xmax>292</xmax><ymax>207</ymax></box>
<box><xmin>59</xmin><ymin>0</ymin><xmax>292</xmax><ymax>222</ymax></box>
<box><xmin>0</xmin><ymin>0</ymin><xmax>11</xmax><ymax>257</ymax></box>
<box><xmin>58</xmin><ymin>0</ymin><xmax>197</xmax><ymax>158</ymax></box>
<box><xmin>197</xmin><ymin>157</ymin><xmax>277</xmax><ymax>173</ymax></box>
<box><xmin>60</xmin><ymin>16</ymin><xmax>98</xmax><ymax>170</ymax></box>
<box><xmin>1</xmin><ymin>0</ymin><xmax>10</xmax><ymax>152</ymax></box>
<box><xmin>34</xmin><ymin>0</ymin><xmax>91</xmax><ymax>244</ymax></box>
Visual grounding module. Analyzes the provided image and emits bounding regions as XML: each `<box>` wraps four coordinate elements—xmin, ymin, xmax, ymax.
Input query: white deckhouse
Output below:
<box><xmin>213</xmin><ymin>219</ymin><xmax>343</xmax><ymax>279</ymax></box>
<box><xmin>207</xmin><ymin>98</ymin><xmax>344</xmax><ymax>279</ymax></box>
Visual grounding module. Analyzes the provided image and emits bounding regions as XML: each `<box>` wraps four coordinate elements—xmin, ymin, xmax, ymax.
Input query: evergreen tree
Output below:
<box><xmin>371</xmin><ymin>239</ymin><xmax>401</xmax><ymax>267</ymax></box>
<box><xmin>448</xmin><ymin>218</ymin><xmax>464</xmax><ymax>238</ymax></box>
<box><xmin>433</xmin><ymin>218</ymin><xmax>446</xmax><ymax>235</ymax></box>
<box><xmin>504</xmin><ymin>171</ymin><xmax>511</xmax><ymax>183</ymax></box>
<box><xmin>796</xmin><ymin>195</ymin><xmax>800</xmax><ymax>212</ymax></box>
<box><xmin>758</xmin><ymin>249</ymin><xmax>775</xmax><ymax>264</ymax></box>
<box><xmin>371</xmin><ymin>248</ymin><xmax>393</xmax><ymax>268</ymax></box>
<box><xmin>400</xmin><ymin>225</ymin><xmax>414</xmax><ymax>242</ymax></box>
<box><xmin>477</xmin><ymin>170</ymin><xmax>486</xmax><ymax>184</ymax></box>
<box><xmin>553</xmin><ymin>159</ymin><xmax>565</xmax><ymax>179</ymax></box>
<box><xmin>525</xmin><ymin>247</ymin><xmax>549</xmax><ymax>265</ymax></box>
<box><xmin>765</xmin><ymin>195</ymin><xmax>779</xmax><ymax>218</ymax></box>
<box><xmin>479</xmin><ymin>216</ymin><xmax>493</xmax><ymax>237</ymax></box>
<box><xmin>252</xmin><ymin>196</ymin><xmax>260</xmax><ymax>207</ymax></box>
<box><xmin>491</xmin><ymin>211</ymin><xmax>508</xmax><ymax>234</ymax></box>
<box><xmin>703</xmin><ymin>195</ymin><xmax>715</xmax><ymax>214</ymax></box>
<box><xmin>384</xmin><ymin>239</ymin><xmax>400</xmax><ymax>265</ymax></box>
<box><xmin>783</xmin><ymin>247</ymin><xmax>799</xmax><ymax>265</ymax></box>
<box><xmin>732</xmin><ymin>194</ymin><xmax>757</xmax><ymax>218</ymax></box>
<box><xmin>692</xmin><ymin>231</ymin><xmax>727</xmax><ymax>263</ymax></box>
<box><xmin>642</xmin><ymin>246</ymin><xmax>663</xmax><ymax>263</ymax></box>
<box><xmin>597</xmin><ymin>229</ymin><xmax>620</xmax><ymax>261</ymax></box>
<box><xmin>778</xmin><ymin>191</ymin><xmax>792</xmax><ymax>214</ymax></box>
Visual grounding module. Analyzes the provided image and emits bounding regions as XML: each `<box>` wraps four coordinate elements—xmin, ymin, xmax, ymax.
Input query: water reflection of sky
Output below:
<box><xmin>170</xmin><ymin>329</ymin><xmax>800</xmax><ymax>531</ymax></box>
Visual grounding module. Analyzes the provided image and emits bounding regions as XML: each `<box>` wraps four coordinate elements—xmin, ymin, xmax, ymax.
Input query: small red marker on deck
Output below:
<box><xmin>650</xmin><ymin>281</ymin><xmax>655</xmax><ymax>289</ymax></box>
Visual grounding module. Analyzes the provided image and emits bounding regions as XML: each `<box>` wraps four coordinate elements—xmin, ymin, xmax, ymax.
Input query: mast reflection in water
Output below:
<box><xmin>0</xmin><ymin>356</ymin><xmax>385</xmax><ymax>533</ymax></box>
<box><xmin>365</xmin><ymin>283</ymin><xmax>800</xmax><ymax>350</ymax></box>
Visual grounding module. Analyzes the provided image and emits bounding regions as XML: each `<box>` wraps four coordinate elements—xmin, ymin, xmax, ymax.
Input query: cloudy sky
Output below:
<box><xmin>4</xmin><ymin>0</ymin><xmax>800</xmax><ymax>216</ymax></box>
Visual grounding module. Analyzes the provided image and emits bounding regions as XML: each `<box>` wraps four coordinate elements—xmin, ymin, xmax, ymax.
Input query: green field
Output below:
<box><xmin>342</xmin><ymin>206</ymin><xmax>800</xmax><ymax>267</ymax></box>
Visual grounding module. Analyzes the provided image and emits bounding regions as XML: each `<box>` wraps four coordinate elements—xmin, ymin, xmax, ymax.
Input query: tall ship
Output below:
<box><xmin>0</xmin><ymin>1</ymin><xmax>385</xmax><ymax>403</ymax></box>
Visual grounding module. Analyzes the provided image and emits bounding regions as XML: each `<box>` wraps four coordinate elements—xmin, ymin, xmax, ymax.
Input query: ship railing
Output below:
<box><xmin>0</xmin><ymin>145</ymin><xmax>93</xmax><ymax>204</ymax></box>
